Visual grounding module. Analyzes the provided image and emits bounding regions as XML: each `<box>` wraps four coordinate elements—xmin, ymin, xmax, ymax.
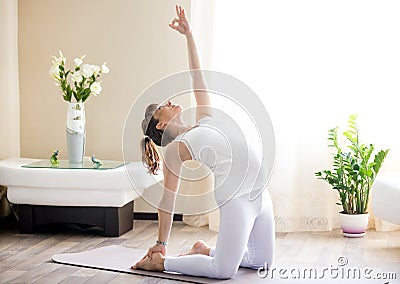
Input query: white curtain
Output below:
<box><xmin>189</xmin><ymin>0</ymin><xmax>400</xmax><ymax>232</ymax></box>
<box><xmin>0</xmin><ymin>0</ymin><xmax>20</xmax><ymax>160</ymax></box>
<box><xmin>0</xmin><ymin>0</ymin><xmax>19</xmax><ymax>218</ymax></box>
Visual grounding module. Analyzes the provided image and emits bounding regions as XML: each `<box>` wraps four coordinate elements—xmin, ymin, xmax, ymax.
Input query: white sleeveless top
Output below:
<box><xmin>173</xmin><ymin>115</ymin><xmax>268</xmax><ymax>202</ymax></box>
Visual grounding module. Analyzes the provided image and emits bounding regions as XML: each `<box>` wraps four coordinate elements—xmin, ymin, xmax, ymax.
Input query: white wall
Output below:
<box><xmin>17</xmin><ymin>0</ymin><xmax>216</xmax><ymax>213</ymax></box>
<box><xmin>18</xmin><ymin>0</ymin><xmax>191</xmax><ymax>161</ymax></box>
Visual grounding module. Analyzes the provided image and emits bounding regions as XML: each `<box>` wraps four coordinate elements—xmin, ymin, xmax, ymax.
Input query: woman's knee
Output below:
<box><xmin>215</xmin><ymin>268</ymin><xmax>238</xmax><ymax>279</ymax></box>
<box><xmin>212</xmin><ymin>262</ymin><xmax>240</xmax><ymax>279</ymax></box>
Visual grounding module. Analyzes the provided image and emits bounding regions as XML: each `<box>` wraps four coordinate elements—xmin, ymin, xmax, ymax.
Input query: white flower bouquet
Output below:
<box><xmin>49</xmin><ymin>51</ymin><xmax>109</xmax><ymax>102</ymax></box>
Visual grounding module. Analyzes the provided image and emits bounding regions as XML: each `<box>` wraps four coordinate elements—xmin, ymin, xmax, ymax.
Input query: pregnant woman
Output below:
<box><xmin>132</xmin><ymin>5</ymin><xmax>275</xmax><ymax>279</ymax></box>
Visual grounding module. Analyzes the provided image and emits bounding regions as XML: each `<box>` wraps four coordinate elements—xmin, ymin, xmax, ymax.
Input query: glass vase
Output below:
<box><xmin>66</xmin><ymin>102</ymin><xmax>86</xmax><ymax>164</ymax></box>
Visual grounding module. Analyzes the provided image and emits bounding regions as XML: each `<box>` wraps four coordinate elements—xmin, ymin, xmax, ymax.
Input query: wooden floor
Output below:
<box><xmin>0</xmin><ymin>214</ymin><xmax>399</xmax><ymax>283</ymax></box>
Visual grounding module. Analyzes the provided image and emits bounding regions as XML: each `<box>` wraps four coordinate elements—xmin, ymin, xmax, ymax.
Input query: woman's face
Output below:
<box><xmin>154</xmin><ymin>100</ymin><xmax>182</xmax><ymax>130</ymax></box>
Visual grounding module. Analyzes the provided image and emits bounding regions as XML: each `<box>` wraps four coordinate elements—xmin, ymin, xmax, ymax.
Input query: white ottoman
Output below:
<box><xmin>372</xmin><ymin>173</ymin><xmax>400</xmax><ymax>225</ymax></box>
<box><xmin>0</xmin><ymin>158</ymin><xmax>163</xmax><ymax>236</ymax></box>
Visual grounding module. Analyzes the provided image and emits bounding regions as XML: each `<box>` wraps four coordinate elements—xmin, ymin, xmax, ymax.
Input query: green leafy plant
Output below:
<box><xmin>315</xmin><ymin>114</ymin><xmax>389</xmax><ymax>214</ymax></box>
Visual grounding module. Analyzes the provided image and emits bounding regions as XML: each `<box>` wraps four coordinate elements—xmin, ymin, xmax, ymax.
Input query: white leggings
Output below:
<box><xmin>164</xmin><ymin>191</ymin><xmax>275</xmax><ymax>279</ymax></box>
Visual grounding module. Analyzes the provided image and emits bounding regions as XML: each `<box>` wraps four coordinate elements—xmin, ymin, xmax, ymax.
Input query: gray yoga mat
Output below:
<box><xmin>52</xmin><ymin>245</ymin><xmax>263</xmax><ymax>283</ymax></box>
<box><xmin>52</xmin><ymin>245</ymin><xmax>381</xmax><ymax>283</ymax></box>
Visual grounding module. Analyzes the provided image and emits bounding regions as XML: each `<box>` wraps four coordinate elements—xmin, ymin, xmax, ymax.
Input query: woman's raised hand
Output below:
<box><xmin>169</xmin><ymin>5</ymin><xmax>191</xmax><ymax>36</ymax></box>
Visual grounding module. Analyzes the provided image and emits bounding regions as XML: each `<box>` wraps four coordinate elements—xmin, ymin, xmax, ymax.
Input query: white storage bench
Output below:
<box><xmin>0</xmin><ymin>158</ymin><xmax>162</xmax><ymax>236</ymax></box>
<box><xmin>372</xmin><ymin>173</ymin><xmax>400</xmax><ymax>225</ymax></box>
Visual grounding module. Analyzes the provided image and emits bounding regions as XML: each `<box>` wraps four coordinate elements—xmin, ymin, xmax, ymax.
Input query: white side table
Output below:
<box><xmin>0</xmin><ymin>158</ymin><xmax>163</xmax><ymax>236</ymax></box>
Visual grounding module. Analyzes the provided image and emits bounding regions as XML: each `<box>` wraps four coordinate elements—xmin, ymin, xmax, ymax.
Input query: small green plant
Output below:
<box><xmin>50</xmin><ymin>150</ymin><xmax>60</xmax><ymax>167</ymax></box>
<box><xmin>315</xmin><ymin>114</ymin><xmax>389</xmax><ymax>214</ymax></box>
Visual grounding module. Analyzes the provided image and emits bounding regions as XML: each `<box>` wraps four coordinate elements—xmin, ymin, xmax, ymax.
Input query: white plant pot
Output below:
<box><xmin>338</xmin><ymin>212</ymin><xmax>370</xmax><ymax>238</ymax></box>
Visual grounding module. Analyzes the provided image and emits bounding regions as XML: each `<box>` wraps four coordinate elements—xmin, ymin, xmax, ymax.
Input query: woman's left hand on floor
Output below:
<box><xmin>144</xmin><ymin>243</ymin><xmax>166</xmax><ymax>260</ymax></box>
<box><xmin>131</xmin><ymin>243</ymin><xmax>166</xmax><ymax>269</ymax></box>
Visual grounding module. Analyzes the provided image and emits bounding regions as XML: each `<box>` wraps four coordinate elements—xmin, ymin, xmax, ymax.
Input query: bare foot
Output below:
<box><xmin>178</xmin><ymin>240</ymin><xmax>211</xmax><ymax>256</ymax></box>
<box><xmin>131</xmin><ymin>252</ymin><xmax>165</xmax><ymax>271</ymax></box>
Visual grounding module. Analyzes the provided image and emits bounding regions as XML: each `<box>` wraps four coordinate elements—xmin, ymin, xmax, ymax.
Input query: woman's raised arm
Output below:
<box><xmin>169</xmin><ymin>5</ymin><xmax>212</xmax><ymax>122</ymax></box>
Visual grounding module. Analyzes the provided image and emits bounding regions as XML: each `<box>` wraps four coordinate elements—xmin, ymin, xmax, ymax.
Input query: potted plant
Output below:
<box><xmin>315</xmin><ymin>114</ymin><xmax>389</xmax><ymax>237</ymax></box>
<box><xmin>49</xmin><ymin>51</ymin><xmax>110</xmax><ymax>163</ymax></box>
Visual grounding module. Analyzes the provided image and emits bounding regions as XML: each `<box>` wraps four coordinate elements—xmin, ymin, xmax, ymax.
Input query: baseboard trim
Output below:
<box><xmin>133</xmin><ymin>212</ymin><xmax>183</xmax><ymax>221</ymax></box>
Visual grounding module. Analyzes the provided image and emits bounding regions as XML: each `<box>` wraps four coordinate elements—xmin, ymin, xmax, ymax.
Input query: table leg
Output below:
<box><xmin>104</xmin><ymin>201</ymin><xmax>133</xmax><ymax>237</ymax></box>
<box><xmin>18</xmin><ymin>204</ymin><xmax>34</xmax><ymax>233</ymax></box>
